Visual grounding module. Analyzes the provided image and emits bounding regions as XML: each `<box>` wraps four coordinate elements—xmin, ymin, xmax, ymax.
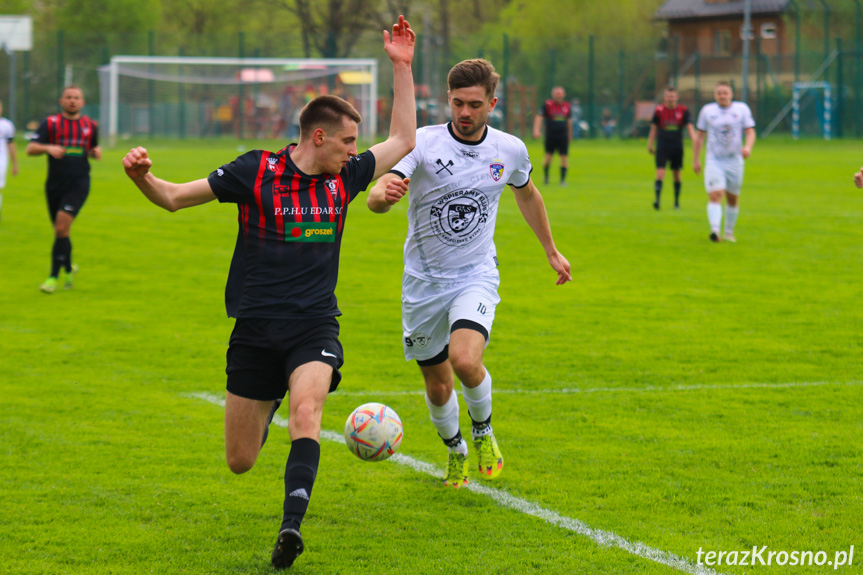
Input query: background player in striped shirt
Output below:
<box><xmin>647</xmin><ymin>86</ymin><xmax>695</xmax><ymax>210</ymax></box>
<box><xmin>0</xmin><ymin>100</ymin><xmax>18</xmax><ymax>222</ymax></box>
<box><xmin>533</xmin><ymin>86</ymin><xmax>573</xmax><ymax>186</ymax></box>
<box><xmin>27</xmin><ymin>85</ymin><xmax>101</xmax><ymax>293</ymax></box>
<box><xmin>122</xmin><ymin>16</ymin><xmax>416</xmax><ymax>570</ymax></box>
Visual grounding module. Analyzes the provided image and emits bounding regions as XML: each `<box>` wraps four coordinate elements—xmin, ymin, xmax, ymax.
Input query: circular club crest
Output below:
<box><xmin>429</xmin><ymin>189</ymin><xmax>489</xmax><ymax>247</ymax></box>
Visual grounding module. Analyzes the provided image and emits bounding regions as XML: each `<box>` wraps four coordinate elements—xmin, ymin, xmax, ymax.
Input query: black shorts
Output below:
<box><xmin>225</xmin><ymin>317</ymin><xmax>344</xmax><ymax>401</ymax></box>
<box><xmin>655</xmin><ymin>146</ymin><xmax>684</xmax><ymax>170</ymax></box>
<box><xmin>46</xmin><ymin>182</ymin><xmax>90</xmax><ymax>223</ymax></box>
<box><xmin>545</xmin><ymin>133</ymin><xmax>569</xmax><ymax>156</ymax></box>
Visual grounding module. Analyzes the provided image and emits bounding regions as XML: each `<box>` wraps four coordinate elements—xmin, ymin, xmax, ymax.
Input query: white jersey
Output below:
<box><xmin>0</xmin><ymin>117</ymin><xmax>14</xmax><ymax>167</ymax></box>
<box><xmin>392</xmin><ymin>123</ymin><xmax>532</xmax><ymax>282</ymax></box>
<box><xmin>696</xmin><ymin>101</ymin><xmax>755</xmax><ymax>162</ymax></box>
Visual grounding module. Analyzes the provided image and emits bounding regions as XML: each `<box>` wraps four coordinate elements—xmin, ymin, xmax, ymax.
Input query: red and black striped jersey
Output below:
<box><xmin>539</xmin><ymin>100</ymin><xmax>572</xmax><ymax>136</ymax></box>
<box><xmin>207</xmin><ymin>146</ymin><xmax>376</xmax><ymax>319</ymax></box>
<box><xmin>651</xmin><ymin>104</ymin><xmax>691</xmax><ymax>147</ymax></box>
<box><xmin>32</xmin><ymin>114</ymin><xmax>99</xmax><ymax>184</ymax></box>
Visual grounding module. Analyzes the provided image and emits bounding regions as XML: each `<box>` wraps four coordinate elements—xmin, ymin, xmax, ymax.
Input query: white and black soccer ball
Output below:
<box><xmin>344</xmin><ymin>403</ymin><xmax>403</xmax><ymax>462</ymax></box>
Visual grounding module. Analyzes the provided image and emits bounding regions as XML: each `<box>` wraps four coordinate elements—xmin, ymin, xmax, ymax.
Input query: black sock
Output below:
<box><xmin>674</xmin><ymin>181</ymin><xmax>681</xmax><ymax>205</ymax></box>
<box><xmin>654</xmin><ymin>180</ymin><xmax>663</xmax><ymax>204</ymax></box>
<box><xmin>543</xmin><ymin>165</ymin><xmax>549</xmax><ymax>183</ymax></box>
<box><xmin>560</xmin><ymin>167</ymin><xmax>567</xmax><ymax>183</ymax></box>
<box><xmin>51</xmin><ymin>237</ymin><xmax>71</xmax><ymax>277</ymax></box>
<box><xmin>281</xmin><ymin>438</ymin><xmax>320</xmax><ymax>532</ymax></box>
<box><xmin>442</xmin><ymin>429</ymin><xmax>463</xmax><ymax>448</ymax></box>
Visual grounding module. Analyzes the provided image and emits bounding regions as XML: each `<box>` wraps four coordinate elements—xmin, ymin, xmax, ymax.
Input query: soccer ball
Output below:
<box><xmin>344</xmin><ymin>402</ymin><xmax>403</xmax><ymax>462</ymax></box>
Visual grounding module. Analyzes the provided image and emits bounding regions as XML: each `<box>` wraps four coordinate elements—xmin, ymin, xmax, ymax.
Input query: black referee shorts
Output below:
<box><xmin>655</xmin><ymin>145</ymin><xmax>684</xmax><ymax>170</ymax></box>
<box><xmin>225</xmin><ymin>317</ymin><xmax>344</xmax><ymax>401</ymax></box>
<box><xmin>545</xmin><ymin>133</ymin><xmax>569</xmax><ymax>156</ymax></box>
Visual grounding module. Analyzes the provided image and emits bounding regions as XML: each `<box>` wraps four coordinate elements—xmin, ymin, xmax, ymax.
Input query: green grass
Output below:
<box><xmin>1</xmin><ymin>136</ymin><xmax>861</xmax><ymax>574</ymax></box>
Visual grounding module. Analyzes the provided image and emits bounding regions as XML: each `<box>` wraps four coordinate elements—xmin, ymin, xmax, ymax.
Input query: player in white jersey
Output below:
<box><xmin>368</xmin><ymin>59</ymin><xmax>571</xmax><ymax>488</ymax></box>
<box><xmin>692</xmin><ymin>82</ymin><xmax>756</xmax><ymax>242</ymax></box>
<box><xmin>0</xmin><ymin>101</ymin><xmax>19</xmax><ymax>221</ymax></box>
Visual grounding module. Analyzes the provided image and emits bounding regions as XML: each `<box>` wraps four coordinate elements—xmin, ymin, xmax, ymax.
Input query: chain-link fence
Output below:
<box><xmin>2</xmin><ymin>28</ymin><xmax>860</xmax><ymax>142</ymax></box>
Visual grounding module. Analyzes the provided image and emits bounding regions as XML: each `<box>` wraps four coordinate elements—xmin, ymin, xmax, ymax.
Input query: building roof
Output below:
<box><xmin>655</xmin><ymin>0</ymin><xmax>792</xmax><ymax>21</ymax></box>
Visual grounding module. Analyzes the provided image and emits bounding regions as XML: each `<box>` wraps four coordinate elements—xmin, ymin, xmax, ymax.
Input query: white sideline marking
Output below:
<box><xmin>333</xmin><ymin>380</ymin><xmax>863</xmax><ymax>398</ymax></box>
<box><xmin>188</xmin><ymin>391</ymin><xmax>726</xmax><ymax>575</ymax></box>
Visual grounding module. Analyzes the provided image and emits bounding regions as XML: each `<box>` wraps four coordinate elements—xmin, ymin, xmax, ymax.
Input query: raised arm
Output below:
<box><xmin>511</xmin><ymin>179</ymin><xmax>572</xmax><ymax>285</ymax></box>
<box><xmin>122</xmin><ymin>146</ymin><xmax>216</xmax><ymax>212</ymax></box>
<box><xmin>368</xmin><ymin>16</ymin><xmax>416</xmax><ymax>180</ymax></box>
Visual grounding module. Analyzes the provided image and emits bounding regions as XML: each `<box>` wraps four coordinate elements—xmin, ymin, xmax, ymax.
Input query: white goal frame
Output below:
<box><xmin>101</xmin><ymin>55</ymin><xmax>378</xmax><ymax>146</ymax></box>
<box><xmin>791</xmin><ymin>81</ymin><xmax>831</xmax><ymax>140</ymax></box>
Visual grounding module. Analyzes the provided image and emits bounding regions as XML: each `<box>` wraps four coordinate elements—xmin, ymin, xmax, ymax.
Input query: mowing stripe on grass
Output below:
<box><xmin>333</xmin><ymin>380</ymin><xmax>863</xmax><ymax>397</ymax></box>
<box><xmin>188</xmin><ymin>391</ymin><xmax>726</xmax><ymax>575</ymax></box>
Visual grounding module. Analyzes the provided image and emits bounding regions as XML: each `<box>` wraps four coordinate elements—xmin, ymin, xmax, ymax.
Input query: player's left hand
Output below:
<box><xmin>89</xmin><ymin>146</ymin><xmax>102</xmax><ymax>160</ymax></box>
<box><xmin>383</xmin><ymin>15</ymin><xmax>415</xmax><ymax>66</ymax></box>
<box><xmin>742</xmin><ymin>147</ymin><xmax>752</xmax><ymax>159</ymax></box>
<box><xmin>548</xmin><ymin>251</ymin><xmax>572</xmax><ymax>285</ymax></box>
<box><xmin>854</xmin><ymin>168</ymin><xmax>863</xmax><ymax>188</ymax></box>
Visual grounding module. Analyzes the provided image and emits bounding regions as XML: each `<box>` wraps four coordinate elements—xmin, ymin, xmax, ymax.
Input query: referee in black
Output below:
<box><xmin>123</xmin><ymin>16</ymin><xmax>416</xmax><ymax>570</ymax></box>
<box><xmin>27</xmin><ymin>85</ymin><xmax>101</xmax><ymax>293</ymax></box>
<box><xmin>646</xmin><ymin>86</ymin><xmax>695</xmax><ymax>210</ymax></box>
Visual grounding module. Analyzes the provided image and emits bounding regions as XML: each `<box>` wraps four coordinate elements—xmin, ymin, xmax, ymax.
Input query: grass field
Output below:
<box><xmin>1</xmin><ymin>135</ymin><xmax>861</xmax><ymax>574</ymax></box>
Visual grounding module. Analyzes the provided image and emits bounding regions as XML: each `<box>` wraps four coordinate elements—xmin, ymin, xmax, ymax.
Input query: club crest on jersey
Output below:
<box><xmin>267</xmin><ymin>157</ymin><xmax>278</xmax><ymax>171</ymax></box>
<box><xmin>489</xmin><ymin>160</ymin><xmax>504</xmax><ymax>182</ymax></box>
<box><xmin>326</xmin><ymin>179</ymin><xmax>338</xmax><ymax>194</ymax></box>
<box><xmin>429</xmin><ymin>188</ymin><xmax>490</xmax><ymax>247</ymax></box>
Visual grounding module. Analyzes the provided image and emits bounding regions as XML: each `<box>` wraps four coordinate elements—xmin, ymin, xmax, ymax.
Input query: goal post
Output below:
<box><xmin>791</xmin><ymin>81</ymin><xmax>831</xmax><ymax>140</ymax></box>
<box><xmin>99</xmin><ymin>56</ymin><xmax>378</xmax><ymax>146</ymax></box>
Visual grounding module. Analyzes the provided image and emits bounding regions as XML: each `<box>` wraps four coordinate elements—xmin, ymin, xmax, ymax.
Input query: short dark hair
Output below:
<box><xmin>447</xmin><ymin>59</ymin><xmax>500</xmax><ymax>98</ymax></box>
<box><xmin>664</xmin><ymin>86</ymin><xmax>677</xmax><ymax>93</ymax></box>
<box><xmin>716</xmin><ymin>81</ymin><xmax>732</xmax><ymax>90</ymax></box>
<box><xmin>62</xmin><ymin>84</ymin><xmax>83</xmax><ymax>96</ymax></box>
<box><xmin>298</xmin><ymin>95</ymin><xmax>362</xmax><ymax>140</ymax></box>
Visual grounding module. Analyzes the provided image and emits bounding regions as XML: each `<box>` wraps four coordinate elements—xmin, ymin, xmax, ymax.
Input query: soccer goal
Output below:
<box><xmin>98</xmin><ymin>56</ymin><xmax>378</xmax><ymax>146</ymax></box>
<box><xmin>791</xmin><ymin>81</ymin><xmax>832</xmax><ymax>140</ymax></box>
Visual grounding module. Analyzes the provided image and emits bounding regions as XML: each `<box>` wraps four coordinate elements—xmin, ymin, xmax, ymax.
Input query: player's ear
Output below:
<box><xmin>313</xmin><ymin>127</ymin><xmax>326</xmax><ymax>146</ymax></box>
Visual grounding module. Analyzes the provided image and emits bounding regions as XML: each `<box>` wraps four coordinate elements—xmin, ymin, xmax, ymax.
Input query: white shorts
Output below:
<box><xmin>401</xmin><ymin>271</ymin><xmax>501</xmax><ymax>362</ymax></box>
<box><xmin>704</xmin><ymin>156</ymin><xmax>744</xmax><ymax>195</ymax></box>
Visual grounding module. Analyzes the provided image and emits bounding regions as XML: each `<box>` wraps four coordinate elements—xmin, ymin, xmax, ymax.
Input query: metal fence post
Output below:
<box><xmin>588</xmin><ymin>35</ymin><xmax>595</xmax><ymax>138</ymax></box>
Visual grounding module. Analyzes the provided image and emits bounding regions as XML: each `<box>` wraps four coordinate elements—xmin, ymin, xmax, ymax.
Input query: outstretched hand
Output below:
<box><xmin>123</xmin><ymin>146</ymin><xmax>153</xmax><ymax>181</ymax></box>
<box><xmin>548</xmin><ymin>251</ymin><xmax>573</xmax><ymax>285</ymax></box>
<box><xmin>383</xmin><ymin>15</ymin><xmax>415</xmax><ymax>66</ymax></box>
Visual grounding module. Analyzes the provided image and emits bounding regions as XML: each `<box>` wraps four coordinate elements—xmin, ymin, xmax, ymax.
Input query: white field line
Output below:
<box><xmin>188</xmin><ymin>391</ymin><xmax>726</xmax><ymax>575</ymax></box>
<box><xmin>332</xmin><ymin>380</ymin><xmax>863</xmax><ymax>397</ymax></box>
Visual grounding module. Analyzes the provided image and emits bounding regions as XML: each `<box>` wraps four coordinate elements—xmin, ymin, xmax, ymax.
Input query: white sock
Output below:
<box><xmin>425</xmin><ymin>390</ymin><xmax>461</xmax><ymax>446</ymax></box>
<box><xmin>724</xmin><ymin>205</ymin><xmax>739</xmax><ymax>234</ymax></box>
<box><xmin>461</xmin><ymin>369</ymin><xmax>492</xmax><ymax>431</ymax></box>
<box><xmin>707</xmin><ymin>201</ymin><xmax>723</xmax><ymax>233</ymax></box>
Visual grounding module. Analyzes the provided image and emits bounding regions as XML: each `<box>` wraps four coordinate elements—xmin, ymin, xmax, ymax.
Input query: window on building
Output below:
<box><xmin>761</xmin><ymin>22</ymin><xmax>777</xmax><ymax>39</ymax></box>
<box><xmin>715</xmin><ymin>29</ymin><xmax>731</xmax><ymax>55</ymax></box>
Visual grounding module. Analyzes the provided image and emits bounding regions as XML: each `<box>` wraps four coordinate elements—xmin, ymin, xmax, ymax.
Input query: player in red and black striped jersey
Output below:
<box><xmin>27</xmin><ymin>85</ymin><xmax>101</xmax><ymax>293</ymax></box>
<box><xmin>646</xmin><ymin>86</ymin><xmax>696</xmax><ymax>210</ymax></box>
<box><xmin>533</xmin><ymin>86</ymin><xmax>573</xmax><ymax>185</ymax></box>
<box><xmin>123</xmin><ymin>16</ymin><xmax>416</xmax><ymax>570</ymax></box>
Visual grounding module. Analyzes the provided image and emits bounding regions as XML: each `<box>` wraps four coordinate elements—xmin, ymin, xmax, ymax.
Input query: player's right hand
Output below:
<box><xmin>48</xmin><ymin>145</ymin><xmax>66</xmax><ymax>159</ymax></box>
<box><xmin>854</xmin><ymin>168</ymin><xmax>863</xmax><ymax>188</ymax></box>
<box><xmin>648</xmin><ymin>144</ymin><xmax>655</xmax><ymax>155</ymax></box>
<box><xmin>384</xmin><ymin>177</ymin><xmax>409</xmax><ymax>205</ymax></box>
<box><xmin>693</xmin><ymin>159</ymin><xmax>701</xmax><ymax>175</ymax></box>
<box><xmin>122</xmin><ymin>146</ymin><xmax>153</xmax><ymax>180</ymax></box>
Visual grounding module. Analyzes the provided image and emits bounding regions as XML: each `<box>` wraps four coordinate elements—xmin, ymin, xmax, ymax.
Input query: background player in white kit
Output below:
<box><xmin>0</xmin><ymin>101</ymin><xmax>19</xmax><ymax>221</ymax></box>
<box><xmin>692</xmin><ymin>82</ymin><xmax>756</xmax><ymax>242</ymax></box>
<box><xmin>368</xmin><ymin>59</ymin><xmax>571</xmax><ymax>488</ymax></box>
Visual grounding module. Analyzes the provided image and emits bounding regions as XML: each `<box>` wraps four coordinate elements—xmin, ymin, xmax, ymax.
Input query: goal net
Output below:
<box><xmin>98</xmin><ymin>56</ymin><xmax>378</xmax><ymax>145</ymax></box>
